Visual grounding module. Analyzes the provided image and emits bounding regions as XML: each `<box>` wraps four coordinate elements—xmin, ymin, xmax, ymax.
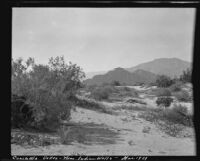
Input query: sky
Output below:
<box><xmin>12</xmin><ymin>8</ymin><xmax>195</xmax><ymax>73</ymax></box>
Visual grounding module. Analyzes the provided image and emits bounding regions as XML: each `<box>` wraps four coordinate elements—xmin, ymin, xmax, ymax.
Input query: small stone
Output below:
<box><xmin>142</xmin><ymin>126</ymin><xmax>151</xmax><ymax>133</ymax></box>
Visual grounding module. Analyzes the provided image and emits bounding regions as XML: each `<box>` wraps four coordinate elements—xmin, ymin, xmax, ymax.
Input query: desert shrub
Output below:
<box><xmin>117</xmin><ymin>87</ymin><xmax>138</xmax><ymax>98</ymax></box>
<box><xmin>90</xmin><ymin>87</ymin><xmax>110</xmax><ymax>100</ymax></box>
<box><xmin>173</xmin><ymin>90</ymin><xmax>192</xmax><ymax>102</ymax></box>
<box><xmin>101</xmin><ymin>85</ymin><xmax>117</xmax><ymax>93</ymax></box>
<box><xmin>169</xmin><ymin>81</ymin><xmax>182</xmax><ymax>92</ymax></box>
<box><xmin>138</xmin><ymin>104</ymin><xmax>193</xmax><ymax>136</ymax></box>
<box><xmin>11</xmin><ymin>56</ymin><xmax>85</xmax><ymax>130</ymax></box>
<box><xmin>180</xmin><ymin>68</ymin><xmax>192</xmax><ymax>83</ymax></box>
<box><xmin>162</xmin><ymin>104</ymin><xmax>193</xmax><ymax>127</ymax></box>
<box><xmin>72</xmin><ymin>96</ymin><xmax>112</xmax><ymax>114</ymax></box>
<box><xmin>139</xmin><ymin>104</ymin><xmax>193</xmax><ymax>127</ymax></box>
<box><xmin>157</xmin><ymin>121</ymin><xmax>184</xmax><ymax>137</ymax></box>
<box><xmin>156</xmin><ymin>75</ymin><xmax>174</xmax><ymax>88</ymax></box>
<box><xmin>89</xmin><ymin>84</ymin><xmax>138</xmax><ymax>101</ymax></box>
<box><xmin>111</xmin><ymin>80</ymin><xmax>121</xmax><ymax>86</ymax></box>
<box><xmin>156</xmin><ymin>97</ymin><xmax>173</xmax><ymax>108</ymax></box>
<box><xmin>172</xmin><ymin>104</ymin><xmax>193</xmax><ymax>126</ymax></box>
<box><xmin>155</xmin><ymin>88</ymin><xmax>171</xmax><ymax>97</ymax></box>
<box><xmin>90</xmin><ymin>84</ymin><xmax>118</xmax><ymax>101</ymax></box>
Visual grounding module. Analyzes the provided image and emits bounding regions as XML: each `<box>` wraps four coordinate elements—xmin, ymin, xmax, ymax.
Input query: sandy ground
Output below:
<box><xmin>11</xmin><ymin>106</ymin><xmax>195</xmax><ymax>155</ymax></box>
<box><xmin>11</xmin><ymin>85</ymin><xmax>195</xmax><ymax>155</ymax></box>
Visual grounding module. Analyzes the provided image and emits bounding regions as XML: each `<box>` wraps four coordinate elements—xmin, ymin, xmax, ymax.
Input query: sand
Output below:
<box><xmin>11</xmin><ymin>85</ymin><xmax>195</xmax><ymax>155</ymax></box>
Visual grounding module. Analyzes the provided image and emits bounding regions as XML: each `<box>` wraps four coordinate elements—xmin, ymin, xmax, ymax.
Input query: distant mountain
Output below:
<box><xmin>126</xmin><ymin>58</ymin><xmax>191</xmax><ymax>78</ymax></box>
<box><xmin>85</xmin><ymin>71</ymin><xmax>107</xmax><ymax>79</ymax></box>
<box><xmin>84</xmin><ymin>67</ymin><xmax>157</xmax><ymax>86</ymax></box>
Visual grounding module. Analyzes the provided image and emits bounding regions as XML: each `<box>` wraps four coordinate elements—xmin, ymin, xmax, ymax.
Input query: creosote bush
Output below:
<box><xmin>111</xmin><ymin>80</ymin><xmax>121</xmax><ymax>86</ymax></box>
<box><xmin>138</xmin><ymin>104</ymin><xmax>193</xmax><ymax>136</ymax></box>
<box><xmin>173</xmin><ymin>90</ymin><xmax>192</xmax><ymax>102</ymax></box>
<box><xmin>156</xmin><ymin>75</ymin><xmax>174</xmax><ymax>88</ymax></box>
<box><xmin>11</xmin><ymin>56</ymin><xmax>85</xmax><ymax>130</ymax></box>
<box><xmin>90</xmin><ymin>86</ymin><xmax>112</xmax><ymax>100</ymax></box>
<box><xmin>89</xmin><ymin>84</ymin><xmax>138</xmax><ymax>101</ymax></box>
<box><xmin>156</xmin><ymin>97</ymin><xmax>173</xmax><ymax>108</ymax></box>
<box><xmin>140</xmin><ymin>104</ymin><xmax>193</xmax><ymax>126</ymax></box>
<box><xmin>169</xmin><ymin>81</ymin><xmax>182</xmax><ymax>92</ymax></box>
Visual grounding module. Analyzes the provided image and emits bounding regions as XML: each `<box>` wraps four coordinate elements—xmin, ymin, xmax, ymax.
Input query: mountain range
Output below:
<box><xmin>126</xmin><ymin>58</ymin><xmax>191</xmax><ymax>78</ymax></box>
<box><xmin>84</xmin><ymin>58</ymin><xmax>191</xmax><ymax>86</ymax></box>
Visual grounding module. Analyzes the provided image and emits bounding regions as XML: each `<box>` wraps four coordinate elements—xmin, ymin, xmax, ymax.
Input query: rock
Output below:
<box><xmin>142</xmin><ymin>126</ymin><xmax>151</xmax><ymax>133</ymax></box>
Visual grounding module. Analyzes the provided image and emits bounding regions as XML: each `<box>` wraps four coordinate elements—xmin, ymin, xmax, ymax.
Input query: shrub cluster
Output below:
<box><xmin>88</xmin><ymin>85</ymin><xmax>138</xmax><ymax>101</ymax></box>
<box><xmin>138</xmin><ymin>104</ymin><xmax>193</xmax><ymax>136</ymax></box>
<box><xmin>117</xmin><ymin>87</ymin><xmax>138</xmax><ymax>98</ymax></box>
<box><xmin>90</xmin><ymin>85</ymin><xmax>116</xmax><ymax>100</ymax></box>
<box><xmin>111</xmin><ymin>80</ymin><xmax>121</xmax><ymax>86</ymax></box>
<box><xmin>169</xmin><ymin>81</ymin><xmax>182</xmax><ymax>92</ymax></box>
<box><xmin>163</xmin><ymin>104</ymin><xmax>193</xmax><ymax>127</ymax></box>
<box><xmin>173</xmin><ymin>90</ymin><xmax>192</xmax><ymax>102</ymax></box>
<box><xmin>156</xmin><ymin>75</ymin><xmax>174</xmax><ymax>88</ymax></box>
<box><xmin>11</xmin><ymin>56</ymin><xmax>85</xmax><ymax>130</ymax></box>
<box><xmin>156</xmin><ymin>97</ymin><xmax>173</xmax><ymax>108</ymax></box>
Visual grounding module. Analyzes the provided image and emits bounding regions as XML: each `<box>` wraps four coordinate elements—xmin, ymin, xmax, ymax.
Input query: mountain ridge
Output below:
<box><xmin>84</xmin><ymin>68</ymin><xmax>157</xmax><ymax>86</ymax></box>
<box><xmin>84</xmin><ymin>58</ymin><xmax>191</xmax><ymax>85</ymax></box>
<box><xmin>126</xmin><ymin>57</ymin><xmax>191</xmax><ymax>78</ymax></box>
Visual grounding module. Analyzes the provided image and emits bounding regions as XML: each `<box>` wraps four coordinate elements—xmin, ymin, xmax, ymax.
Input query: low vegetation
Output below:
<box><xmin>173</xmin><ymin>90</ymin><xmax>192</xmax><ymax>102</ymax></box>
<box><xmin>12</xmin><ymin>56</ymin><xmax>85</xmax><ymax>131</ymax></box>
<box><xmin>169</xmin><ymin>81</ymin><xmax>182</xmax><ymax>92</ymax></box>
<box><xmin>156</xmin><ymin>97</ymin><xmax>173</xmax><ymax>108</ymax></box>
<box><xmin>11</xmin><ymin>56</ymin><xmax>194</xmax><ymax>149</ymax></box>
<box><xmin>156</xmin><ymin>75</ymin><xmax>174</xmax><ymax>88</ymax></box>
<box><xmin>71</xmin><ymin>96</ymin><xmax>113</xmax><ymax>114</ymax></box>
<box><xmin>115</xmin><ymin>104</ymin><xmax>147</xmax><ymax>111</ymax></box>
<box><xmin>87</xmin><ymin>84</ymin><xmax>138</xmax><ymax>101</ymax></box>
<box><xmin>89</xmin><ymin>85</ymin><xmax>116</xmax><ymax>100</ymax></box>
<box><xmin>138</xmin><ymin>104</ymin><xmax>193</xmax><ymax>136</ymax></box>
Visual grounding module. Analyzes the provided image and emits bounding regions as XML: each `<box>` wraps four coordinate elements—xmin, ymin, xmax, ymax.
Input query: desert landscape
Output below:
<box><xmin>11</xmin><ymin>57</ymin><xmax>195</xmax><ymax>155</ymax></box>
<box><xmin>12</xmin><ymin>8</ymin><xmax>195</xmax><ymax>156</ymax></box>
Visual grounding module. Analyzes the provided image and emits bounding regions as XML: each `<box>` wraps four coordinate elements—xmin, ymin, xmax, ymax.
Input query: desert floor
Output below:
<box><xmin>11</xmin><ymin>85</ymin><xmax>196</xmax><ymax>155</ymax></box>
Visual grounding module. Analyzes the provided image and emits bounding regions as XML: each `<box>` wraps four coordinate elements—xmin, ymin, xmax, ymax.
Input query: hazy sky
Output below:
<box><xmin>12</xmin><ymin>8</ymin><xmax>195</xmax><ymax>73</ymax></box>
